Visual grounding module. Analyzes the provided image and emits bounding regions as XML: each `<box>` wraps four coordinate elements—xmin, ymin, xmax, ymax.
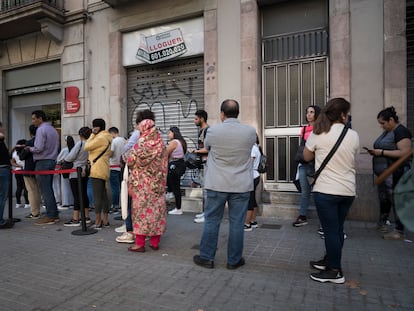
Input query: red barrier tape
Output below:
<box><xmin>12</xmin><ymin>168</ymin><xmax>77</xmax><ymax>175</ymax></box>
<box><xmin>11</xmin><ymin>165</ymin><xmax>121</xmax><ymax>175</ymax></box>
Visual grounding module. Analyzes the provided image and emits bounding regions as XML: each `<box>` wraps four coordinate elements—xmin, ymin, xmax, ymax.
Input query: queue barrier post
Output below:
<box><xmin>8</xmin><ymin>167</ymin><xmax>18</xmax><ymax>226</ymax></box>
<box><xmin>72</xmin><ymin>167</ymin><xmax>97</xmax><ymax>236</ymax></box>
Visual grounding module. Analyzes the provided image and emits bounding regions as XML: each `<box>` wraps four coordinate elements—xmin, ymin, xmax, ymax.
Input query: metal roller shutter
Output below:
<box><xmin>127</xmin><ymin>56</ymin><xmax>204</xmax><ymax>150</ymax></box>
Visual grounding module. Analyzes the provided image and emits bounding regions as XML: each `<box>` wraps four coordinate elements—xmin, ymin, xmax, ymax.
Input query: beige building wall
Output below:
<box><xmin>328</xmin><ymin>0</ymin><xmax>407</xmax><ymax>221</ymax></box>
<box><xmin>217</xmin><ymin>0</ymin><xmax>241</xmax><ymax>113</ymax></box>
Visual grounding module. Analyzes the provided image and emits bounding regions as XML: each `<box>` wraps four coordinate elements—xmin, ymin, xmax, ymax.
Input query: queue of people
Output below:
<box><xmin>0</xmin><ymin>99</ymin><xmax>412</xmax><ymax>287</ymax></box>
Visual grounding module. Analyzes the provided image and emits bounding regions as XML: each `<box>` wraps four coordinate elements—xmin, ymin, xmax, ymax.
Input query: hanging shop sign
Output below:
<box><xmin>136</xmin><ymin>28</ymin><xmax>187</xmax><ymax>64</ymax></box>
<box><xmin>65</xmin><ymin>86</ymin><xmax>80</xmax><ymax>113</ymax></box>
<box><xmin>123</xmin><ymin>17</ymin><xmax>204</xmax><ymax>66</ymax></box>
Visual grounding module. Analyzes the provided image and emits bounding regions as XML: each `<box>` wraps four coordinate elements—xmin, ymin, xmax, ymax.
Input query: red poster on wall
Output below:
<box><xmin>65</xmin><ymin>86</ymin><xmax>80</xmax><ymax>113</ymax></box>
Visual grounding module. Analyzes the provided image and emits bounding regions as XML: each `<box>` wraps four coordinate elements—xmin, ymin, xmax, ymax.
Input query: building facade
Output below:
<box><xmin>0</xmin><ymin>0</ymin><xmax>410</xmax><ymax>221</ymax></box>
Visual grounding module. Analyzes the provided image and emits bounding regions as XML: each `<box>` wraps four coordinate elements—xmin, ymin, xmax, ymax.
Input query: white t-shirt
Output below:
<box><xmin>110</xmin><ymin>136</ymin><xmax>127</xmax><ymax>171</ymax></box>
<box><xmin>251</xmin><ymin>144</ymin><xmax>261</xmax><ymax>179</ymax></box>
<box><xmin>306</xmin><ymin>123</ymin><xmax>359</xmax><ymax>196</ymax></box>
<box><xmin>12</xmin><ymin>150</ymin><xmax>24</xmax><ymax>170</ymax></box>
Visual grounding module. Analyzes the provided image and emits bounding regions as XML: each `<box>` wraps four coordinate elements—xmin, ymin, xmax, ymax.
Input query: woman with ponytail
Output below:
<box><xmin>303</xmin><ymin>98</ymin><xmax>360</xmax><ymax>284</ymax></box>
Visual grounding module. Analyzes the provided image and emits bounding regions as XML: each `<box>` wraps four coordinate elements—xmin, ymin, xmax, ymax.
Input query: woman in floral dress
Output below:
<box><xmin>127</xmin><ymin>117</ymin><xmax>168</xmax><ymax>252</ymax></box>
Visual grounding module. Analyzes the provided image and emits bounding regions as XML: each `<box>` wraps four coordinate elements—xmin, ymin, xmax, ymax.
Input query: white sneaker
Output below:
<box><xmin>58</xmin><ymin>205</ymin><xmax>69</xmax><ymax>210</ymax></box>
<box><xmin>194</xmin><ymin>216</ymin><xmax>205</xmax><ymax>223</ymax></box>
<box><xmin>116</xmin><ymin>232</ymin><xmax>134</xmax><ymax>244</ymax></box>
<box><xmin>15</xmin><ymin>204</ymin><xmax>25</xmax><ymax>208</ymax></box>
<box><xmin>195</xmin><ymin>212</ymin><xmax>204</xmax><ymax>218</ymax></box>
<box><xmin>24</xmin><ymin>204</ymin><xmax>31</xmax><ymax>209</ymax></box>
<box><xmin>114</xmin><ymin>224</ymin><xmax>126</xmax><ymax>233</ymax></box>
<box><xmin>168</xmin><ymin>208</ymin><xmax>183</xmax><ymax>215</ymax></box>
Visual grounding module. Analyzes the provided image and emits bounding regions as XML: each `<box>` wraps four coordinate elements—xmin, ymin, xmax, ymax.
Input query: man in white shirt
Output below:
<box><xmin>108</xmin><ymin>127</ymin><xmax>126</xmax><ymax>214</ymax></box>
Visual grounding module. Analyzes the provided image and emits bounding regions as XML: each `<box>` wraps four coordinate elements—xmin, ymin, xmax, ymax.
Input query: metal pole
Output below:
<box><xmin>72</xmin><ymin>167</ymin><xmax>97</xmax><ymax>235</ymax></box>
<box><xmin>9</xmin><ymin>169</ymin><xmax>19</xmax><ymax>224</ymax></box>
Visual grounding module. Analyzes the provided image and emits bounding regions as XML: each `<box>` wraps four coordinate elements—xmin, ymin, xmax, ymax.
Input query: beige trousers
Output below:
<box><xmin>23</xmin><ymin>176</ymin><xmax>41</xmax><ymax>216</ymax></box>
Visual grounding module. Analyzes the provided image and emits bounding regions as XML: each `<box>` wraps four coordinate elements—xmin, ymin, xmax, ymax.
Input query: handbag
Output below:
<box><xmin>85</xmin><ymin>160</ymin><xmax>91</xmax><ymax>177</ymax></box>
<box><xmin>295</xmin><ymin>126</ymin><xmax>307</xmax><ymax>164</ymax></box>
<box><xmin>293</xmin><ymin>164</ymin><xmax>302</xmax><ymax>192</ymax></box>
<box><xmin>61</xmin><ymin>161</ymin><xmax>74</xmax><ymax>179</ymax></box>
<box><xmin>185</xmin><ymin>152</ymin><xmax>202</xmax><ymax>170</ymax></box>
<box><xmin>120</xmin><ymin>166</ymin><xmax>129</xmax><ymax>220</ymax></box>
<box><xmin>61</xmin><ymin>143</ymin><xmax>82</xmax><ymax>179</ymax></box>
<box><xmin>307</xmin><ymin>126</ymin><xmax>349</xmax><ymax>186</ymax></box>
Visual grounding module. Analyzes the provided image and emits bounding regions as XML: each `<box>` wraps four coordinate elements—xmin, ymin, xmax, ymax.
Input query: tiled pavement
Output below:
<box><xmin>1</xmin><ymin>205</ymin><xmax>413</xmax><ymax>311</ymax></box>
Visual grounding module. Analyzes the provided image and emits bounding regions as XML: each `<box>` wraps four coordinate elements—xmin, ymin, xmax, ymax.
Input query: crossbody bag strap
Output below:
<box><xmin>92</xmin><ymin>142</ymin><xmax>110</xmax><ymax>163</ymax></box>
<box><xmin>74</xmin><ymin>142</ymin><xmax>82</xmax><ymax>159</ymax></box>
<box><xmin>312</xmin><ymin>126</ymin><xmax>349</xmax><ymax>185</ymax></box>
<box><xmin>300</xmin><ymin>126</ymin><xmax>307</xmax><ymax>146</ymax></box>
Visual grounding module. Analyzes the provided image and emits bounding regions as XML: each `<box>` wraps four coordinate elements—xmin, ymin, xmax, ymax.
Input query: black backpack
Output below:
<box><xmin>257</xmin><ymin>146</ymin><xmax>268</xmax><ymax>174</ymax></box>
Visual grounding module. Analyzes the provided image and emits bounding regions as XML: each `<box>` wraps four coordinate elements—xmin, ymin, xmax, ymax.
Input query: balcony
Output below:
<box><xmin>101</xmin><ymin>0</ymin><xmax>135</xmax><ymax>8</ymax></box>
<box><xmin>0</xmin><ymin>0</ymin><xmax>65</xmax><ymax>41</ymax></box>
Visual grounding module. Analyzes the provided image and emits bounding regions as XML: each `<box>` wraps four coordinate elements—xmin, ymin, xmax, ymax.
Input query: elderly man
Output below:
<box><xmin>193</xmin><ymin>99</ymin><xmax>256</xmax><ymax>269</ymax></box>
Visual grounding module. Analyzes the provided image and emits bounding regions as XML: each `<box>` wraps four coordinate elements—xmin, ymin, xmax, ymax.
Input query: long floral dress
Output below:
<box><xmin>127</xmin><ymin>119</ymin><xmax>168</xmax><ymax>236</ymax></box>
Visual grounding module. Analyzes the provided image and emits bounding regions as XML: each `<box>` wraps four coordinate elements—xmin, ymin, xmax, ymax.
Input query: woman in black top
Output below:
<box><xmin>367</xmin><ymin>107</ymin><xmax>412</xmax><ymax>240</ymax></box>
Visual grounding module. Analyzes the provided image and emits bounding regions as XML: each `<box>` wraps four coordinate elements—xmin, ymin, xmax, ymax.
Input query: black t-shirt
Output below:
<box><xmin>394</xmin><ymin>124</ymin><xmax>412</xmax><ymax>143</ymax></box>
<box><xmin>0</xmin><ymin>139</ymin><xmax>10</xmax><ymax>166</ymax></box>
<box><xmin>197</xmin><ymin>127</ymin><xmax>209</xmax><ymax>150</ymax></box>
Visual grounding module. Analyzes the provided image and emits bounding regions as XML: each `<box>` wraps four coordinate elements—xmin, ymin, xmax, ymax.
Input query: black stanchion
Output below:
<box><xmin>72</xmin><ymin>167</ymin><xmax>97</xmax><ymax>235</ymax></box>
<box><xmin>9</xmin><ymin>168</ymin><xmax>19</xmax><ymax>224</ymax></box>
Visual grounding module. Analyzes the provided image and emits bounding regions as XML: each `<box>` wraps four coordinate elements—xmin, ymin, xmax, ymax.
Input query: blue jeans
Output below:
<box><xmin>200</xmin><ymin>190</ymin><xmax>250</xmax><ymax>265</ymax></box>
<box><xmin>298</xmin><ymin>164</ymin><xmax>312</xmax><ymax>216</ymax></box>
<box><xmin>0</xmin><ymin>168</ymin><xmax>10</xmax><ymax>225</ymax></box>
<box><xmin>314</xmin><ymin>192</ymin><xmax>354</xmax><ymax>270</ymax></box>
<box><xmin>110</xmin><ymin>170</ymin><xmax>121</xmax><ymax>207</ymax></box>
<box><xmin>87</xmin><ymin>178</ymin><xmax>94</xmax><ymax>208</ymax></box>
<box><xmin>125</xmin><ymin>195</ymin><xmax>132</xmax><ymax>232</ymax></box>
<box><xmin>35</xmin><ymin>160</ymin><xmax>58</xmax><ymax>218</ymax></box>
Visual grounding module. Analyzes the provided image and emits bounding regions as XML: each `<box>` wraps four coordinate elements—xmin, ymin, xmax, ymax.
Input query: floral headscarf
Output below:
<box><xmin>127</xmin><ymin>119</ymin><xmax>165</xmax><ymax>168</ymax></box>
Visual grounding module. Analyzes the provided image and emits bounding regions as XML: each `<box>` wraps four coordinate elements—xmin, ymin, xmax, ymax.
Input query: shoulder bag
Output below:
<box><xmin>295</xmin><ymin>126</ymin><xmax>307</xmax><ymax>164</ymax></box>
<box><xmin>61</xmin><ymin>143</ymin><xmax>82</xmax><ymax>179</ymax></box>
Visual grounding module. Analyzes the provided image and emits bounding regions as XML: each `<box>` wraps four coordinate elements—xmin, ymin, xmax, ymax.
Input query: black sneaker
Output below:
<box><xmin>80</xmin><ymin>217</ymin><xmax>92</xmax><ymax>224</ymax></box>
<box><xmin>318</xmin><ymin>226</ymin><xmax>324</xmax><ymax>235</ymax></box>
<box><xmin>244</xmin><ymin>224</ymin><xmax>253</xmax><ymax>232</ymax></box>
<box><xmin>320</xmin><ymin>232</ymin><xmax>347</xmax><ymax>240</ymax></box>
<box><xmin>64</xmin><ymin>219</ymin><xmax>80</xmax><ymax>227</ymax></box>
<box><xmin>292</xmin><ymin>215</ymin><xmax>308</xmax><ymax>227</ymax></box>
<box><xmin>25</xmin><ymin>213</ymin><xmax>40</xmax><ymax>219</ymax></box>
<box><xmin>250</xmin><ymin>221</ymin><xmax>258</xmax><ymax>228</ymax></box>
<box><xmin>310</xmin><ymin>255</ymin><xmax>327</xmax><ymax>270</ymax></box>
<box><xmin>109</xmin><ymin>207</ymin><xmax>120</xmax><ymax>214</ymax></box>
<box><xmin>310</xmin><ymin>269</ymin><xmax>345</xmax><ymax>284</ymax></box>
<box><xmin>102</xmin><ymin>221</ymin><xmax>110</xmax><ymax>228</ymax></box>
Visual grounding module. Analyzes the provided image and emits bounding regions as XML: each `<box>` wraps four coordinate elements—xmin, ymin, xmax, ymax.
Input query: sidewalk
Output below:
<box><xmin>1</xmin><ymin>205</ymin><xmax>413</xmax><ymax>311</ymax></box>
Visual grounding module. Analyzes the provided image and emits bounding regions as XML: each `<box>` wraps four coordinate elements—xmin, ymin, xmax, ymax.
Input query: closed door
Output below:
<box><xmin>262</xmin><ymin>57</ymin><xmax>328</xmax><ymax>191</ymax></box>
